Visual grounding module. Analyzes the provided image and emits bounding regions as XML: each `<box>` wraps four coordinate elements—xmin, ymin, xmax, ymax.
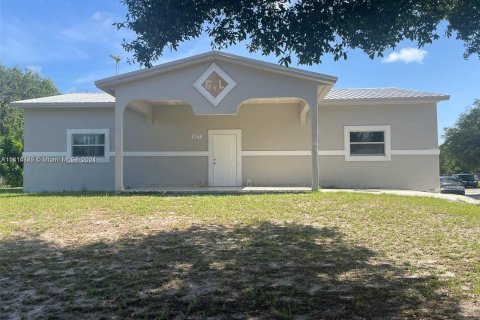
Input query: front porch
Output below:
<box><xmin>94</xmin><ymin>52</ymin><xmax>338</xmax><ymax>192</ymax></box>
<box><xmin>123</xmin><ymin>186</ymin><xmax>312</xmax><ymax>194</ymax></box>
<box><xmin>117</xmin><ymin>102</ymin><xmax>317</xmax><ymax>191</ymax></box>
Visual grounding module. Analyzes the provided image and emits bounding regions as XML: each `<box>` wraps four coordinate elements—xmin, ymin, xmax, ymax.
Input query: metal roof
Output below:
<box><xmin>12</xmin><ymin>93</ymin><xmax>115</xmax><ymax>107</ymax></box>
<box><xmin>13</xmin><ymin>88</ymin><xmax>449</xmax><ymax>107</ymax></box>
<box><xmin>325</xmin><ymin>88</ymin><xmax>449</xmax><ymax>102</ymax></box>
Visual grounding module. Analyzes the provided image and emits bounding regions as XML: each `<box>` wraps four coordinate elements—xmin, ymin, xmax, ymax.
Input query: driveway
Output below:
<box><xmin>321</xmin><ymin>188</ymin><xmax>480</xmax><ymax>205</ymax></box>
<box><xmin>465</xmin><ymin>188</ymin><xmax>480</xmax><ymax>200</ymax></box>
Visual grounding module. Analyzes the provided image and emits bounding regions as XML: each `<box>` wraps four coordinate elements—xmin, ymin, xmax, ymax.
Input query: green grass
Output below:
<box><xmin>0</xmin><ymin>189</ymin><xmax>479</xmax><ymax>319</ymax></box>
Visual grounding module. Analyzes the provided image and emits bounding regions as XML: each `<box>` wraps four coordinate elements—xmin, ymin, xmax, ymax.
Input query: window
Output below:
<box><xmin>72</xmin><ymin>134</ymin><xmax>105</xmax><ymax>156</ymax></box>
<box><xmin>67</xmin><ymin>129</ymin><xmax>110</xmax><ymax>162</ymax></box>
<box><xmin>344</xmin><ymin>125</ymin><xmax>391</xmax><ymax>161</ymax></box>
<box><xmin>350</xmin><ymin>131</ymin><xmax>385</xmax><ymax>155</ymax></box>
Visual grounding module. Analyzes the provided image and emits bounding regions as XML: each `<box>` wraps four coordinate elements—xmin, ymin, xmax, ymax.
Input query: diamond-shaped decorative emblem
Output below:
<box><xmin>194</xmin><ymin>63</ymin><xmax>236</xmax><ymax>107</ymax></box>
<box><xmin>201</xmin><ymin>71</ymin><xmax>228</xmax><ymax>98</ymax></box>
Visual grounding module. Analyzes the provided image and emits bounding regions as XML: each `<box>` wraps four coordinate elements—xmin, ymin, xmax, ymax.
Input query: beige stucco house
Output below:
<box><xmin>13</xmin><ymin>51</ymin><xmax>449</xmax><ymax>192</ymax></box>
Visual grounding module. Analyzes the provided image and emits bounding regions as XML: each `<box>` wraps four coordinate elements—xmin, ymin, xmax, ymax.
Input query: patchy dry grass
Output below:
<box><xmin>0</xmin><ymin>189</ymin><xmax>479</xmax><ymax>319</ymax></box>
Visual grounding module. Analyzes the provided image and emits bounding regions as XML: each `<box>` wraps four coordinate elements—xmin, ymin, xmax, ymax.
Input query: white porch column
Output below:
<box><xmin>311</xmin><ymin>99</ymin><xmax>319</xmax><ymax>191</ymax></box>
<box><xmin>115</xmin><ymin>103</ymin><xmax>126</xmax><ymax>192</ymax></box>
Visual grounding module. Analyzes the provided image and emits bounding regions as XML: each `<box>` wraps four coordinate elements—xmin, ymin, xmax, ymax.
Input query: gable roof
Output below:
<box><xmin>95</xmin><ymin>51</ymin><xmax>338</xmax><ymax>95</ymax></box>
<box><xmin>324</xmin><ymin>88</ymin><xmax>449</xmax><ymax>104</ymax></box>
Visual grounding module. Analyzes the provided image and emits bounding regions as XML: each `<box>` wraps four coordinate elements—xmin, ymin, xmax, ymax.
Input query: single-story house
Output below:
<box><xmin>13</xmin><ymin>51</ymin><xmax>449</xmax><ymax>192</ymax></box>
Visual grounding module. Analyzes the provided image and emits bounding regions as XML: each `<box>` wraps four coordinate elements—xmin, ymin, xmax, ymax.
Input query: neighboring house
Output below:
<box><xmin>13</xmin><ymin>51</ymin><xmax>449</xmax><ymax>192</ymax></box>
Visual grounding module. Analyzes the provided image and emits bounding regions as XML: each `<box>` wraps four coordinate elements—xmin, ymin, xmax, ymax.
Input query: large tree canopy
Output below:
<box><xmin>0</xmin><ymin>65</ymin><xmax>59</xmax><ymax>186</ymax></box>
<box><xmin>116</xmin><ymin>0</ymin><xmax>480</xmax><ymax>67</ymax></box>
<box><xmin>440</xmin><ymin>99</ymin><xmax>480</xmax><ymax>174</ymax></box>
<box><xmin>0</xmin><ymin>65</ymin><xmax>58</xmax><ymax>136</ymax></box>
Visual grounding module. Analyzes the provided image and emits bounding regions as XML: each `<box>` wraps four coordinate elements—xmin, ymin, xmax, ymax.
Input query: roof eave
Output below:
<box><xmin>95</xmin><ymin>51</ymin><xmax>337</xmax><ymax>95</ymax></box>
<box><xmin>216</xmin><ymin>52</ymin><xmax>338</xmax><ymax>84</ymax></box>
<box><xmin>95</xmin><ymin>52</ymin><xmax>216</xmax><ymax>95</ymax></box>
<box><xmin>322</xmin><ymin>96</ymin><xmax>450</xmax><ymax>105</ymax></box>
<box><xmin>12</xmin><ymin>102</ymin><xmax>115</xmax><ymax>108</ymax></box>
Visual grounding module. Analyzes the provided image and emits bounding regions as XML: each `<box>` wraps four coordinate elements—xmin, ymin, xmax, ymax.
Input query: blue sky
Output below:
<box><xmin>1</xmin><ymin>0</ymin><xmax>479</xmax><ymax>142</ymax></box>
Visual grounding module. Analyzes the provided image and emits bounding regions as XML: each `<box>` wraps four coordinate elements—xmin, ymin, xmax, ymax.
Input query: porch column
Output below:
<box><xmin>114</xmin><ymin>103</ymin><xmax>126</xmax><ymax>192</ymax></box>
<box><xmin>311</xmin><ymin>100</ymin><xmax>319</xmax><ymax>191</ymax></box>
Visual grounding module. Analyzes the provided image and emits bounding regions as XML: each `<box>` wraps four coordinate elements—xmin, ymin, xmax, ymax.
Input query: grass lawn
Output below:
<box><xmin>0</xmin><ymin>189</ymin><xmax>479</xmax><ymax>319</ymax></box>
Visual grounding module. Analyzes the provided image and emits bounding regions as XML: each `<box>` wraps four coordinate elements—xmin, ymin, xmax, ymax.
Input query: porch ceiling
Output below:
<box><xmin>126</xmin><ymin>97</ymin><xmax>310</xmax><ymax>125</ymax></box>
<box><xmin>128</xmin><ymin>97</ymin><xmax>310</xmax><ymax>125</ymax></box>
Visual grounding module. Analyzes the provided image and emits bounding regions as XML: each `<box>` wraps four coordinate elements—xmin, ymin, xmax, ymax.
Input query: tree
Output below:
<box><xmin>116</xmin><ymin>0</ymin><xmax>480</xmax><ymax>67</ymax></box>
<box><xmin>0</xmin><ymin>65</ymin><xmax>59</xmax><ymax>187</ymax></box>
<box><xmin>441</xmin><ymin>99</ymin><xmax>480</xmax><ymax>174</ymax></box>
<box><xmin>439</xmin><ymin>144</ymin><xmax>465</xmax><ymax>175</ymax></box>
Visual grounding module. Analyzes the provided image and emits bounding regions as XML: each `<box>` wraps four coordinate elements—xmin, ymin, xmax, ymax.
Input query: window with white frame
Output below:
<box><xmin>344</xmin><ymin>125</ymin><xmax>391</xmax><ymax>161</ymax></box>
<box><xmin>67</xmin><ymin>129</ymin><xmax>110</xmax><ymax>162</ymax></box>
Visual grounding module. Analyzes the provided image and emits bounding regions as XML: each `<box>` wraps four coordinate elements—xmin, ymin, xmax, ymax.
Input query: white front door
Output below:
<box><xmin>209</xmin><ymin>130</ymin><xmax>241</xmax><ymax>186</ymax></box>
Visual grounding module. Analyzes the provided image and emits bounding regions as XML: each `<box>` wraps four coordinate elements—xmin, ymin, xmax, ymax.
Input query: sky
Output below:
<box><xmin>1</xmin><ymin>0</ymin><xmax>479</xmax><ymax>142</ymax></box>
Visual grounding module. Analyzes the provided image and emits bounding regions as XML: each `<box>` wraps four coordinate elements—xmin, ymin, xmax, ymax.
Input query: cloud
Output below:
<box><xmin>0</xmin><ymin>15</ymin><xmax>89</xmax><ymax>63</ymax></box>
<box><xmin>61</xmin><ymin>11</ymin><xmax>114</xmax><ymax>43</ymax></box>
<box><xmin>382</xmin><ymin>48</ymin><xmax>427</xmax><ymax>64</ymax></box>
<box><xmin>26</xmin><ymin>65</ymin><xmax>42</xmax><ymax>74</ymax></box>
<box><xmin>72</xmin><ymin>62</ymin><xmax>139</xmax><ymax>85</ymax></box>
<box><xmin>91</xmin><ymin>11</ymin><xmax>105</xmax><ymax>21</ymax></box>
<box><xmin>61</xmin><ymin>11</ymin><xmax>134</xmax><ymax>48</ymax></box>
<box><xmin>0</xmin><ymin>9</ymin><xmax>133</xmax><ymax>65</ymax></box>
<box><xmin>72</xmin><ymin>69</ymin><xmax>116</xmax><ymax>85</ymax></box>
<box><xmin>64</xmin><ymin>87</ymin><xmax>78</xmax><ymax>94</ymax></box>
